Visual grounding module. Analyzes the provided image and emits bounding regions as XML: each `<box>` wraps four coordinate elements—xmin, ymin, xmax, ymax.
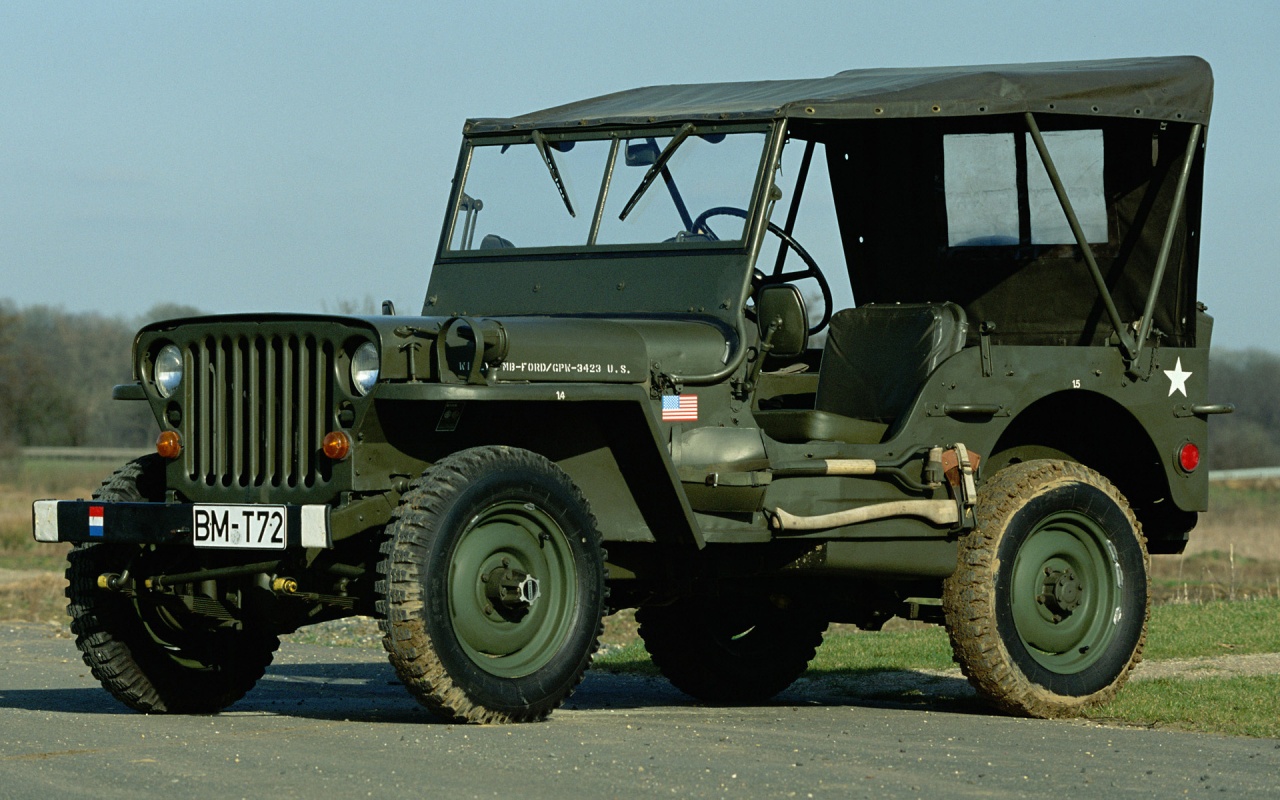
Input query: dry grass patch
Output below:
<box><xmin>0</xmin><ymin>457</ymin><xmax>99</xmax><ymax>572</ymax></box>
<box><xmin>0</xmin><ymin>571</ymin><xmax>66</xmax><ymax>623</ymax></box>
<box><xmin>1151</xmin><ymin>479</ymin><xmax>1280</xmax><ymax>604</ymax></box>
<box><xmin>0</xmin><ymin>485</ymin><xmax>75</xmax><ymax>571</ymax></box>
<box><xmin>1187</xmin><ymin>479</ymin><xmax>1280</xmax><ymax>561</ymax></box>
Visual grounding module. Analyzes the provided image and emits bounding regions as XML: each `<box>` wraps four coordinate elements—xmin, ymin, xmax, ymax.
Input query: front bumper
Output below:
<box><xmin>33</xmin><ymin>500</ymin><xmax>333</xmax><ymax>550</ymax></box>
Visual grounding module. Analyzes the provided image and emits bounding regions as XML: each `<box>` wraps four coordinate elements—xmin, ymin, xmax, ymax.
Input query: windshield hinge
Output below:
<box><xmin>649</xmin><ymin>362</ymin><xmax>682</xmax><ymax>399</ymax></box>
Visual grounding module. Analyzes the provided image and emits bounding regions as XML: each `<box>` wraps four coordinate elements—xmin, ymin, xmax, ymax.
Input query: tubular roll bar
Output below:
<box><xmin>1024</xmin><ymin>112</ymin><xmax>1203</xmax><ymax>367</ymax></box>
<box><xmin>1136</xmin><ymin>124</ymin><xmax>1203</xmax><ymax>353</ymax></box>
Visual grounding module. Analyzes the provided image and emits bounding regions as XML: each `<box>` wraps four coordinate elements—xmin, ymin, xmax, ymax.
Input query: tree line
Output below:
<box><xmin>0</xmin><ymin>301</ymin><xmax>1276</xmax><ymax>469</ymax></box>
<box><xmin>0</xmin><ymin>301</ymin><xmax>198</xmax><ymax>456</ymax></box>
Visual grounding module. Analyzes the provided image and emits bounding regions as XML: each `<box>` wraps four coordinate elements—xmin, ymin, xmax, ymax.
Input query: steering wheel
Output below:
<box><xmin>692</xmin><ymin>206</ymin><xmax>833</xmax><ymax>335</ymax></box>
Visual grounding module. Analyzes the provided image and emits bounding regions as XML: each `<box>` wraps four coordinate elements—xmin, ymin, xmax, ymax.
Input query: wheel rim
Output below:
<box><xmin>447</xmin><ymin>500</ymin><xmax>578</xmax><ymax>678</ymax></box>
<box><xmin>1008</xmin><ymin>510</ymin><xmax>1121</xmax><ymax>674</ymax></box>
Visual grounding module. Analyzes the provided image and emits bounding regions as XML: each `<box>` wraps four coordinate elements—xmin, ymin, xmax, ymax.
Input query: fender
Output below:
<box><xmin>372</xmin><ymin>382</ymin><xmax>703</xmax><ymax>549</ymax></box>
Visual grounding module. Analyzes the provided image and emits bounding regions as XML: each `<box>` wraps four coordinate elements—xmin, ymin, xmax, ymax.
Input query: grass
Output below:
<box><xmin>1149</xmin><ymin>479</ymin><xmax>1280</xmax><ymax>603</ymax></box>
<box><xmin>1144</xmin><ymin>597</ymin><xmax>1280</xmax><ymax>659</ymax></box>
<box><xmin>1090</xmin><ymin>676</ymin><xmax>1280</xmax><ymax>738</ymax></box>
<box><xmin>0</xmin><ymin>457</ymin><xmax>98</xmax><ymax>572</ymax></box>
<box><xmin>597</xmin><ymin>599</ymin><xmax>1280</xmax><ymax>738</ymax></box>
<box><xmin>595</xmin><ymin>600</ymin><xmax>1280</xmax><ymax>677</ymax></box>
<box><xmin>0</xmin><ymin>571</ymin><xmax>66</xmax><ymax>623</ymax></box>
<box><xmin>595</xmin><ymin>639</ymin><xmax>660</xmax><ymax>675</ymax></box>
<box><xmin>808</xmin><ymin>624</ymin><xmax>954</xmax><ymax>673</ymax></box>
<box><xmin>597</xmin><ymin>622</ymin><xmax>958</xmax><ymax>676</ymax></box>
<box><xmin>0</xmin><ymin>457</ymin><xmax>113</xmax><ymax>496</ymax></box>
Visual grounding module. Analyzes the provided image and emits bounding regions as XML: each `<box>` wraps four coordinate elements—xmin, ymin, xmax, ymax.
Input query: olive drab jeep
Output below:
<box><xmin>34</xmin><ymin>56</ymin><xmax>1229</xmax><ymax>722</ymax></box>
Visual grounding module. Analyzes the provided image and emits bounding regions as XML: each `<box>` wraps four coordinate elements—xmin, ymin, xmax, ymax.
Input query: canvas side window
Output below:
<box><xmin>1027</xmin><ymin>130</ymin><xmax>1106</xmax><ymax>244</ymax></box>
<box><xmin>944</xmin><ymin>130</ymin><xmax>1107</xmax><ymax>247</ymax></box>
<box><xmin>944</xmin><ymin>134</ymin><xmax>1019</xmax><ymax>247</ymax></box>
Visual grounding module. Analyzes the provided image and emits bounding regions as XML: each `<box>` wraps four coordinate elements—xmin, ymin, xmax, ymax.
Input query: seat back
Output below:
<box><xmin>815</xmin><ymin>303</ymin><xmax>968</xmax><ymax>424</ymax></box>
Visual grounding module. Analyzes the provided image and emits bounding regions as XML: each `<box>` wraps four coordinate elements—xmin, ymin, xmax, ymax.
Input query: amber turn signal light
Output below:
<box><xmin>322</xmin><ymin>431</ymin><xmax>352</xmax><ymax>461</ymax></box>
<box><xmin>156</xmin><ymin>430</ymin><xmax>182</xmax><ymax>460</ymax></box>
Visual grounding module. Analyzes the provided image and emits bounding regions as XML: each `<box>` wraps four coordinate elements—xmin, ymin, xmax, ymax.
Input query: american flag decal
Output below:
<box><xmin>661</xmin><ymin>394</ymin><xmax>698</xmax><ymax>422</ymax></box>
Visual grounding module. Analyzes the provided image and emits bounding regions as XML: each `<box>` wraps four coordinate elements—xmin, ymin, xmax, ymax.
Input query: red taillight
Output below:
<box><xmin>156</xmin><ymin>431</ymin><xmax>182</xmax><ymax>460</ymax></box>
<box><xmin>1178</xmin><ymin>442</ymin><xmax>1201</xmax><ymax>473</ymax></box>
<box><xmin>322</xmin><ymin>431</ymin><xmax>352</xmax><ymax>461</ymax></box>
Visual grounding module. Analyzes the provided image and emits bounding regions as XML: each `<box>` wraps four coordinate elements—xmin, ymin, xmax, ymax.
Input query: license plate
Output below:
<box><xmin>193</xmin><ymin>505</ymin><xmax>287</xmax><ymax>549</ymax></box>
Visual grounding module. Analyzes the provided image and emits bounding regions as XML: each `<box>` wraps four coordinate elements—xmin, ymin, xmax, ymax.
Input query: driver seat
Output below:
<box><xmin>815</xmin><ymin>302</ymin><xmax>968</xmax><ymax>426</ymax></box>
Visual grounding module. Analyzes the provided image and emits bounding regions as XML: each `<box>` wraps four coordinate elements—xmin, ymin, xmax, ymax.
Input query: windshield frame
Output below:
<box><xmin>435</xmin><ymin>122</ymin><xmax>777</xmax><ymax>262</ymax></box>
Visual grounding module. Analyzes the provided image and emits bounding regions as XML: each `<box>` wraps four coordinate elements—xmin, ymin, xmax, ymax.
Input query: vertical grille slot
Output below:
<box><xmin>264</xmin><ymin>340</ymin><xmax>277</xmax><ymax>483</ymax></box>
<box><xmin>280</xmin><ymin>337</ymin><xmax>294</xmax><ymax>485</ymax></box>
<box><xmin>184</xmin><ymin>332</ymin><xmax>334</xmax><ymax>489</ymax></box>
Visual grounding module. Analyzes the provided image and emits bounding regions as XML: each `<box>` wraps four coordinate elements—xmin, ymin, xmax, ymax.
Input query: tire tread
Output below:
<box><xmin>375</xmin><ymin>445</ymin><xmax>606</xmax><ymax>724</ymax></box>
<box><xmin>942</xmin><ymin>460</ymin><xmax>1149</xmax><ymax>718</ymax></box>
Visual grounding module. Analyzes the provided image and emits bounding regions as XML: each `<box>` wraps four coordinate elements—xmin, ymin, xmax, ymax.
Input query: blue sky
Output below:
<box><xmin>2</xmin><ymin>1</ymin><xmax>1277</xmax><ymax>351</ymax></box>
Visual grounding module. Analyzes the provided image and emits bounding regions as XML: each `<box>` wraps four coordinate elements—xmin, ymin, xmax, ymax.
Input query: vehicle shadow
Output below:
<box><xmin>0</xmin><ymin>686</ymin><xmax>135</xmax><ymax>715</ymax></box>
<box><xmin>250</xmin><ymin>662</ymin><xmax>993</xmax><ymax>722</ymax></box>
<box><xmin>794</xmin><ymin>666</ymin><xmax>988</xmax><ymax>715</ymax></box>
<box><xmin>0</xmin><ymin>646</ymin><xmax>992</xmax><ymax>722</ymax></box>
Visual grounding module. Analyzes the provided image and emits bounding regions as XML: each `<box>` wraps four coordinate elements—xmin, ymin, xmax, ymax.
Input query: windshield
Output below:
<box><xmin>445</xmin><ymin>127</ymin><xmax>768</xmax><ymax>253</ymax></box>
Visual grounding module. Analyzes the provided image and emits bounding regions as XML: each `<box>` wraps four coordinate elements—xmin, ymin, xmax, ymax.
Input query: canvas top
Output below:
<box><xmin>465</xmin><ymin>56</ymin><xmax>1212</xmax><ymax>134</ymax></box>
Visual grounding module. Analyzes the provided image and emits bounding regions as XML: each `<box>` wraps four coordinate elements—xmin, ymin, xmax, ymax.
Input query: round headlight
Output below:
<box><xmin>351</xmin><ymin>342</ymin><xmax>380</xmax><ymax>396</ymax></box>
<box><xmin>154</xmin><ymin>345</ymin><xmax>184</xmax><ymax>398</ymax></box>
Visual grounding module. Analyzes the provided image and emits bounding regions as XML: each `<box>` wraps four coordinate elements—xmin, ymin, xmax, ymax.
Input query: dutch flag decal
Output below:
<box><xmin>88</xmin><ymin>505</ymin><xmax>104</xmax><ymax>537</ymax></box>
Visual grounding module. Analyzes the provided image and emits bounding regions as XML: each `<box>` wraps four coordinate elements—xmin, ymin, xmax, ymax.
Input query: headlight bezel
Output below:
<box><xmin>154</xmin><ymin>344</ymin><xmax>184</xmax><ymax>399</ymax></box>
<box><xmin>350</xmin><ymin>341</ymin><xmax>380</xmax><ymax>396</ymax></box>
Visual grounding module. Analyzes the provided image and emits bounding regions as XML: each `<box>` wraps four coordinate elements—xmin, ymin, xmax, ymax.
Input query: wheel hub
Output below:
<box><xmin>482</xmin><ymin>558</ymin><xmax>540</xmax><ymax>620</ymax></box>
<box><xmin>1038</xmin><ymin>566</ymin><xmax>1082</xmax><ymax>621</ymax></box>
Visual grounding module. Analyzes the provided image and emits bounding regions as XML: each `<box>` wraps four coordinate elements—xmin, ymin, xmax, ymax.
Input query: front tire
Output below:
<box><xmin>376</xmin><ymin>446</ymin><xmax>606</xmax><ymax>723</ymax></box>
<box><xmin>68</xmin><ymin>457</ymin><xmax>280</xmax><ymax>714</ymax></box>
<box><xmin>942</xmin><ymin>460</ymin><xmax>1149</xmax><ymax>718</ymax></box>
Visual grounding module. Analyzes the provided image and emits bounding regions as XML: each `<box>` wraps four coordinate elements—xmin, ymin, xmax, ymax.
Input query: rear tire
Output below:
<box><xmin>942</xmin><ymin>460</ymin><xmax>1148</xmax><ymax>718</ymax></box>
<box><xmin>67</xmin><ymin>456</ymin><xmax>280</xmax><ymax>714</ymax></box>
<box><xmin>637</xmin><ymin>595</ymin><xmax>827</xmax><ymax>703</ymax></box>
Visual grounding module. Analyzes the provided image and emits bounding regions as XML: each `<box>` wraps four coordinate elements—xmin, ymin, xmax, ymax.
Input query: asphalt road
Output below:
<box><xmin>1</xmin><ymin>622</ymin><xmax>1276</xmax><ymax>799</ymax></box>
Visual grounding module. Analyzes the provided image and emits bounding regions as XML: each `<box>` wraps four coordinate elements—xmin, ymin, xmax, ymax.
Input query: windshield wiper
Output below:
<box><xmin>531</xmin><ymin>130</ymin><xmax>575</xmax><ymax>217</ymax></box>
<box><xmin>618</xmin><ymin>123</ymin><xmax>695</xmax><ymax>221</ymax></box>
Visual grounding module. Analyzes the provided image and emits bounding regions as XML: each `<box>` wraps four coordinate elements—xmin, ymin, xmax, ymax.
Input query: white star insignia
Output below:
<box><xmin>1164</xmin><ymin>357</ymin><xmax>1192</xmax><ymax>397</ymax></box>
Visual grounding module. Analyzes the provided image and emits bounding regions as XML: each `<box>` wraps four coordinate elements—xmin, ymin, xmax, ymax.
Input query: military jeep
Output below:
<box><xmin>35</xmin><ymin>56</ymin><xmax>1228</xmax><ymax>722</ymax></box>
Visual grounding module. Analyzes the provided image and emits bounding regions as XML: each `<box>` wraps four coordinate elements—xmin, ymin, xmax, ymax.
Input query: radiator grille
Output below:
<box><xmin>184</xmin><ymin>334</ymin><xmax>335</xmax><ymax>488</ymax></box>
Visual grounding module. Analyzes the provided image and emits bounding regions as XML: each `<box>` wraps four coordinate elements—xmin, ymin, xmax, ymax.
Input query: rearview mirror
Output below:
<box><xmin>625</xmin><ymin>140</ymin><xmax>660</xmax><ymax>167</ymax></box>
